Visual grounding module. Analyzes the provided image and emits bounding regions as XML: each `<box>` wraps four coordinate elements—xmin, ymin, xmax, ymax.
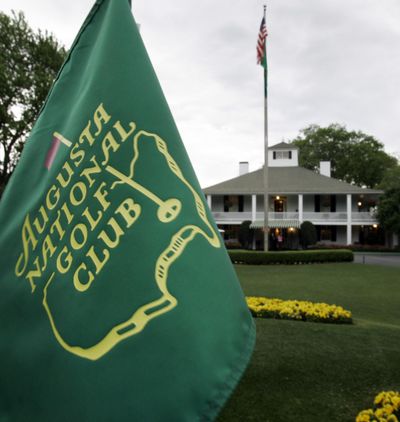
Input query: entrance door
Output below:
<box><xmin>274</xmin><ymin>197</ymin><xmax>285</xmax><ymax>212</ymax></box>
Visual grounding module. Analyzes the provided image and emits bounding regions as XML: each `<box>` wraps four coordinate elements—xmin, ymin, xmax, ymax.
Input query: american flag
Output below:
<box><xmin>256</xmin><ymin>17</ymin><xmax>267</xmax><ymax>65</ymax></box>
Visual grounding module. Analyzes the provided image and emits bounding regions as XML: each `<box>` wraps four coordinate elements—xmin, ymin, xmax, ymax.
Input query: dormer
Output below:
<box><xmin>268</xmin><ymin>142</ymin><xmax>298</xmax><ymax>167</ymax></box>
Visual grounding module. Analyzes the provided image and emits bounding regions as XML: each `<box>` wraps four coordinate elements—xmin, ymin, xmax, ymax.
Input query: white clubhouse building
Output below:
<box><xmin>203</xmin><ymin>142</ymin><xmax>386</xmax><ymax>249</ymax></box>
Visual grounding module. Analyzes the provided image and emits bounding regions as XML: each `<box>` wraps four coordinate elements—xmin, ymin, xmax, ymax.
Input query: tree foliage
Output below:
<box><xmin>238</xmin><ymin>220</ymin><xmax>253</xmax><ymax>250</ymax></box>
<box><xmin>378</xmin><ymin>165</ymin><xmax>400</xmax><ymax>191</ymax></box>
<box><xmin>377</xmin><ymin>188</ymin><xmax>400</xmax><ymax>237</ymax></box>
<box><xmin>0</xmin><ymin>11</ymin><xmax>66</xmax><ymax>197</ymax></box>
<box><xmin>300</xmin><ymin>221</ymin><xmax>317</xmax><ymax>249</ymax></box>
<box><xmin>377</xmin><ymin>165</ymin><xmax>400</xmax><ymax>237</ymax></box>
<box><xmin>290</xmin><ymin>124</ymin><xmax>397</xmax><ymax>188</ymax></box>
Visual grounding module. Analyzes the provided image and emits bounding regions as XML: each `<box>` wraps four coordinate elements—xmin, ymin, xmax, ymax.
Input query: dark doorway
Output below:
<box><xmin>274</xmin><ymin>196</ymin><xmax>285</xmax><ymax>212</ymax></box>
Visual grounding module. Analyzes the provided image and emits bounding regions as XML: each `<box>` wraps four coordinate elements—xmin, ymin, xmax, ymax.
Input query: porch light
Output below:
<box><xmin>372</xmin><ymin>224</ymin><xmax>378</xmax><ymax>229</ymax></box>
<box><xmin>276</xmin><ymin>195</ymin><xmax>280</xmax><ymax>200</ymax></box>
<box><xmin>357</xmin><ymin>201</ymin><xmax>362</xmax><ymax>207</ymax></box>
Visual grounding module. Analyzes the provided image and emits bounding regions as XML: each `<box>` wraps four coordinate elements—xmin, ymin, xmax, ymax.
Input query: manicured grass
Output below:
<box><xmin>218</xmin><ymin>263</ymin><xmax>400</xmax><ymax>422</ymax></box>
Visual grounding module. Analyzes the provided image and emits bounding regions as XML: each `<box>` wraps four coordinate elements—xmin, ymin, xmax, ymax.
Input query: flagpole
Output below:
<box><xmin>263</xmin><ymin>4</ymin><xmax>269</xmax><ymax>251</ymax></box>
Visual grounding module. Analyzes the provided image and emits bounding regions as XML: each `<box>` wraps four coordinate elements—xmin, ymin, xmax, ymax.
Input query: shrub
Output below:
<box><xmin>300</xmin><ymin>221</ymin><xmax>317</xmax><ymax>248</ymax></box>
<box><xmin>311</xmin><ymin>243</ymin><xmax>400</xmax><ymax>253</ymax></box>
<box><xmin>238</xmin><ymin>220</ymin><xmax>253</xmax><ymax>249</ymax></box>
<box><xmin>228</xmin><ymin>249</ymin><xmax>354</xmax><ymax>265</ymax></box>
<box><xmin>350</xmin><ymin>244</ymin><xmax>400</xmax><ymax>252</ymax></box>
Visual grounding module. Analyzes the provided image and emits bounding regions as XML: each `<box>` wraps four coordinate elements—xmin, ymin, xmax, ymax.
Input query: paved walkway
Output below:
<box><xmin>353</xmin><ymin>253</ymin><xmax>400</xmax><ymax>268</ymax></box>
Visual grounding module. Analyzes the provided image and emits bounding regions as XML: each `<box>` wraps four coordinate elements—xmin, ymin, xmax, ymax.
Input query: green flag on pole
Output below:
<box><xmin>0</xmin><ymin>0</ymin><xmax>255</xmax><ymax>420</ymax></box>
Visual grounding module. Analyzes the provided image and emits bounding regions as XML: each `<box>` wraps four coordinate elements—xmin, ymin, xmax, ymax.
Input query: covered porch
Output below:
<box><xmin>208</xmin><ymin>192</ymin><xmax>379</xmax><ymax>245</ymax></box>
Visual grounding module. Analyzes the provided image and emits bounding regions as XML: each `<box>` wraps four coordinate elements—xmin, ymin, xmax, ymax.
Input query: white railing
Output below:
<box><xmin>302</xmin><ymin>212</ymin><xmax>348</xmax><ymax>222</ymax></box>
<box><xmin>211</xmin><ymin>211</ymin><xmax>299</xmax><ymax>222</ymax></box>
<box><xmin>212</xmin><ymin>212</ymin><xmax>253</xmax><ymax>222</ymax></box>
<box><xmin>351</xmin><ymin>212</ymin><xmax>378</xmax><ymax>223</ymax></box>
<box><xmin>211</xmin><ymin>211</ymin><xmax>377</xmax><ymax>224</ymax></box>
<box><xmin>268</xmin><ymin>212</ymin><xmax>299</xmax><ymax>220</ymax></box>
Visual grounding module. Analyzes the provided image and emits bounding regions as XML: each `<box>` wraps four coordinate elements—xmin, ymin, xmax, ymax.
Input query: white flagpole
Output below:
<box><xmin>263</xmin><ymin>4</ymin><xmax>269</xmax><ymax>251</ymax></box>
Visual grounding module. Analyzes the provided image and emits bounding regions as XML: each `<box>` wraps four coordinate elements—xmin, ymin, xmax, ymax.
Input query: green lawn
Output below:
<box><xmin>218</xmin><ymin>263</ymin><xmax>400</xmax><ymax>422</ymax></box>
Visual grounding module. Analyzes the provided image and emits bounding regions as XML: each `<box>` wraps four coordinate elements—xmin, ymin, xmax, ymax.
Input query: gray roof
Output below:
<box><xmin>268</xmin><ymin>141</ymin><xmax>298</xmax><ymax>150</ymax></box>
<box><xmin>203</xmin><ymin>167</ymin><xmax>383</xmax><ymax>195</ymax></box>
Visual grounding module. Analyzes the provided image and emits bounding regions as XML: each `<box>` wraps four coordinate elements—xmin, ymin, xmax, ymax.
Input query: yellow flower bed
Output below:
<box><xmin>246</xmin><ymin>296</ymin><xmax>352</xmax><ymax>324</ymax></box>
<box><xmin>356</xmin><ymin>391</ymin><xmax>400</xmax><ymax>421</ymax></box>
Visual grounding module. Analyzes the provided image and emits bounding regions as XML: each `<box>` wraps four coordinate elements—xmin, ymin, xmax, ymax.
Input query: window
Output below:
<box><xmin>220</xmin><ymin>225</ymin><xmax>240</xmax><ymax>241</ymax></box>
<box><xmin>320</xmin><ymin>227</ymin><xmax>332</xmax><ymax>241</ymax></box>
<box><xmin>315</xmin><ymin>195</ymin><xmax>336</xmax><ymax>212</ymax></box>
<box><xmin>223</xmin><ymin>195</ymin><xmax>244</xmax><ymax>212</ymax></box>
<box><xmin>273</xmin><ymin>150</ymin><xmax>292</xmax><ymax>160</ymax></box>
<box><xmin>317</xmin><ymin>226</ymin><xmax>337</xmax><ymax>242</ymax></box>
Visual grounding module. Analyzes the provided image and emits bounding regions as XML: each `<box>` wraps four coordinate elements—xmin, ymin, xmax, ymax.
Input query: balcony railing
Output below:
<box><xmin>212</xmin><ymin>211</ymin><xmax>253</xmax><ymax>222</ymax></box>
<box><xmin>351</xmin><ymin>212</ymin><xmax>378</xmax><ymax>223</ymax></box>
<box><xmin>302</xmin><ymin>212</ymin><xmax>347</xmax><ymax>222</ymax></box>
<box><xmin>211</xmin><ymin>211</ymin><xmax>377</xmax><ymax>224</ymax></box>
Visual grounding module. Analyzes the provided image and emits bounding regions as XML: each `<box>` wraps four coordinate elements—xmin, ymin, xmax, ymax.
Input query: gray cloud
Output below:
<box><xmin>2</xmin><ymin>0</ymin><xmax>400</xmax><ymax>187</ymax></box>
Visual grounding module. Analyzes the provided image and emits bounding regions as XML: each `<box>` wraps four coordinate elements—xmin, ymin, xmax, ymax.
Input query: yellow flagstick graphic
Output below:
<box><xmin>53</xmin><ymin>131</ymin><xmax>73</xmax><ymax>147</ymax></box>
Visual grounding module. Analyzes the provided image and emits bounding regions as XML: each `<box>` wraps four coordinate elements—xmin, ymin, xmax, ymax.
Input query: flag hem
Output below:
<box><xmin>199</xmin><ymin>319</ymin><xmax>256</xmax><ymax>421</ymax></box>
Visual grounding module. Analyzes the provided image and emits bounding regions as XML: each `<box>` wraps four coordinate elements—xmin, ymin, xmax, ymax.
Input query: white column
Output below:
<box><xmin>251</xmin><ymin>195</ymin><xmax>257</xmax><ymax>250</ymax></box>
<box><xmin>346</xmin><ymin>194</ymin><xmax>352</xmax><ymax>245</ymax></box>
<box><xmin>207</xmin><ymin>195</ymin><xmax>212</xmax><ymax>209</ymax></box>
<box><xmin>252</xmin><ymin>194</ymin><xmax>257</xmax><ymax>222</ymax></box>
<box><xmin>298</xmin><ymin>194</ymin><xmax>303</xmax><ymax>223</ymax></box>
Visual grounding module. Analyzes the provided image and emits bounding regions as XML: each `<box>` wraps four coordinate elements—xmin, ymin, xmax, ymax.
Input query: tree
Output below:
<box><xmin>377</xmin><ymin>189</ymin><xmax>400</xmax><ymax>240</ymax></box>
<box><xmin>238</xmin><ymin>220</ymin><xmax>253</xmax><ymax>249</ymax></box>
<box><xmin>300</xmin><ymin>221</ymin><xmax>317</xmax><ymax>249</ymax></box>
<box><xmin>290</xmin><ymin>124</ymin><xmax>397</xmax><ymax>188</ymax></box>
<box><xmin>377</xmin><ymin>165</ymin><xmax>400</xmax><ymax>243</ymax></box>
<box><xmin>378</xmin><ymin>165</ymin><xmax>400</xmax><ymax>191</ymax></box>
<box><xmin>0</xmin><ymin>11</ymin><xmax>66</xmax><ymax>198</ymax></box>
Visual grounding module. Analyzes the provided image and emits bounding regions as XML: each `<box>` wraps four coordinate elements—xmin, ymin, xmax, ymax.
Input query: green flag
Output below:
<box><xmin>0</xmin><ymin>0</ymin><xmax>255</xmax><ymax>420</ymax></box>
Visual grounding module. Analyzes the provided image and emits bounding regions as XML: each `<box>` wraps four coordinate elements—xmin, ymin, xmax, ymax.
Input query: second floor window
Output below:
<box><xmin>273</xmin><ymin>151</ymin><xmax>292</xmax><ymax>160</ymax></box>
<box><xmin>315</xmin><ymin>195</ymin><xmax>336</xmax><ymax>212</ymax></box>
<box><xmin>223</xmin><ymin>195</ymin><xmax>244</xmax><ymax>212</ymax></box>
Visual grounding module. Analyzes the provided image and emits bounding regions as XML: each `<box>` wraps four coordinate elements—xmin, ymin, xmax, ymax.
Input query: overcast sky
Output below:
<box><xmin>2</xmin><ymin>0</ymin><xmax>400</xmax><ymax>187</ymax></box>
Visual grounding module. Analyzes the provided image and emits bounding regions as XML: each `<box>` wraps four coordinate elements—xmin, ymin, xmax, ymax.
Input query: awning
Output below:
<box><xmin>250</xmin><ymin>220</ymin><xmax>301</xmax><ymax>229</ymax></box>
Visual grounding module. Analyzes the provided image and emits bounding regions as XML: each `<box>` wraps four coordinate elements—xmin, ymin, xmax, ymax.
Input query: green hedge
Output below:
<box><xmin>228</xmin><ymin>249</ymin><xmax>354</xmax><ymax>265</ymax></box>
<box><xmin>310</xmin><ymin>244</ymin><xmax>400</xmax><ymax>253</ymax></box>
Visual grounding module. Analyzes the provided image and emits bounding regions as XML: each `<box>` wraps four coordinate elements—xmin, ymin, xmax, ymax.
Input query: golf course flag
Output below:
<box><xmin>0</xmin><ymin>0</ymin><xmax>255</xmax><ymax>420</ymax></box>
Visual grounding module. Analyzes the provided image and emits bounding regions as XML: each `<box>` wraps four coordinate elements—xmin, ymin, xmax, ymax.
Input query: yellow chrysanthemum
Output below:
<box><xmin>355</xmin><ymin>409</ymin><xmax>374</xmax><ymax>422</ymax></box>
<box><xmin>357</xmin><ymin>391</ymin><xmax>400</xmax><ymax>422</ymax></box>
<box><xmin>246</xmin><ymin>296</ymin><xmax>352</xmax><ymax>324</ymax></box>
